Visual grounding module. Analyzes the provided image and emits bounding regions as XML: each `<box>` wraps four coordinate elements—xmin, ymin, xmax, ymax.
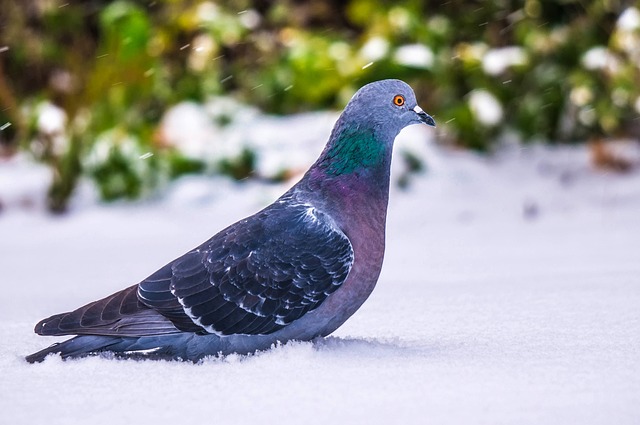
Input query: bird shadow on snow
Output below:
<box><xmin>197</xmin><ymin>336</ymin><xmax>429</xmax><ymax>365</ymax></box>
<box><xmin>311</xmin><ymin>336</ymin><xmax>419</xmax><ymax>357</ymax></box>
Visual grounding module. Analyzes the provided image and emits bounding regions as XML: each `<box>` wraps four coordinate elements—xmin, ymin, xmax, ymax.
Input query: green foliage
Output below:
<box><xmin>396</xmin><ymin>149</ymin><xmax>425</xmax><ymax>190</ymax></box>
<box><xmin>217</xmin><ymin>148</ymin><xmax>256</xmax><ymax>180</ymax></box>
<box><xmin>1</xmin><ymin>0</ymin><xmax>639</xmax><ymax>211</ymax></box>
<box><xmin>169</xmin><ymin>155</ymin><xmax>206</xmax><ymax>179</ymax></box>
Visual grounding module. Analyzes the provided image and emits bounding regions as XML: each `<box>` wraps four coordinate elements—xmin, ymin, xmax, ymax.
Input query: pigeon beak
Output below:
<box><xmin>413</xmin><ymin>105</ymin><xmax>436</xmax><ymax>127</ymax></box>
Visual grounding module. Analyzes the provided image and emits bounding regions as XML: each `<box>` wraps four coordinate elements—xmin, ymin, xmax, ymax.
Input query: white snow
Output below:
<box><xmin>570</xmin><ymin>85</ymin><xmax>593</xmax><ymax>106</ymax></box>
<box><xmin>0</xmin><ymin>154</ymin><xmax>52</xmax><ymax>210</ymax></box>
<box><xmin>360</xmin><ymin>36</ymin><xmax>390</xmax><ymax>62</ymax></box>
<box><xmin>196</xmin><ymin>2</ymin><xmax>220</xmax><ymax>23</ymax></box>
<box><xmin>188</xmin><ymin>34</ymin><xmax>216</xmax><ymax>72</ymax></box>
<box><xmin>161</xmin><ymin>98</ymin><xmax>338</xmax><ymax>179</ymax></box>
<box><xmin>1</xmin><ymin>113</ymin><xmax>639</xmax><ymax>425</ymax></box>
<box><xmin>617</xmin><ymin>7</ymin><xmax>640</xmax><ymax>31</ymax></box>
<box><xmin>237</xmin><ymin>9</ymin><xmax>261</xmax><ymax>30</ymax></box>
<box><xmin>482</xmin><ymin>46</ymin><xmax>528</xmax><ymax>75</ymax></box>
<box><xmin>582</xmin><ymin>46</ymin><xmax>620</xmax><ymax>72</ymax></box>
<box><xmin>159</xmin><ymin>101</ymin><xmax>221</xmax><ymax>159</ymax></box>
<box><xmin>35</xmin><ymin>101</ymin><xmax>68</xmax><ymax>155</ymax></box>
<box><xmin>36</xmin><ymin>102</ymin><xmax>67</xmax><ymax>135</ymax></box>
<box><xmin>394</xmin><ymin>44</ymin><xmax>434</xmax><ymax>69</ymax></box>
<box><xmin>468</xmin><ymin>89</ymin><xmax>503</xmax><ymax>126</ymax></box>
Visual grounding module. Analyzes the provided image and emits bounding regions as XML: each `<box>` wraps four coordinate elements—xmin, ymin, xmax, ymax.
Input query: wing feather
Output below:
<box><xmin>34</xmin><ymin>285</ymin><xmax>181</xmax><ymax>337</ymax></box>
<box><xmin>138</xmin><ymin>201</ymin><xmax>354</xmax><ymax>336</ymax></box>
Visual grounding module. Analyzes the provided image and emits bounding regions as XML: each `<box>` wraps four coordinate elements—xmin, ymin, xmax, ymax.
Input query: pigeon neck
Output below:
<box><xmin>315</xmin><ymin>121</ymin><xmax>393</xmax><ymax>180</ymax></box>
<box><xmin>301</xmin><ymin>122</ymin><xmax>393</xmax><ymax>213</ymax></box>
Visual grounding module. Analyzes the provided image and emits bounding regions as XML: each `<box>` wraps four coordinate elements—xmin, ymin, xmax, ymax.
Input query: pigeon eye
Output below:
<box><xmin>393</xmin><ymin>95</ymin><xmax>405</xmax><ymax>106</ymax></box>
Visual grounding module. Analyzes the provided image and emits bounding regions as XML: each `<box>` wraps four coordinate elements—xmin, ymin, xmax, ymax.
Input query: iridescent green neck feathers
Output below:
<box><xmin>318</xmin><ymin>127</ymin><xmax>390</xmax><ymax>176</ymax></box>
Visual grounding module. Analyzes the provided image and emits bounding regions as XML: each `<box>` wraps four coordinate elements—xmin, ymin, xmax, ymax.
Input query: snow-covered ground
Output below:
<box><xmin>1</xmin><ymin>118</ymin><xmax>639</xmax><ymax>424</ymax></box>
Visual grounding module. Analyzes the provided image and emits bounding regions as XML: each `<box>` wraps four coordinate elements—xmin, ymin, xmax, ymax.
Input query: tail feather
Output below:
<box><xmin>25</xmin><ymin>335</ymin><xmax>124</xmax><ymax>363</ymax></box>
<box><xmin>33</xmin><ymin>285</ymin><xmax>182</xmax><ymax>337</ymax></box>
<box><xmin>25</xmin><ymin>334</ymin><xmax>192</xmax><ymax>363</ymax></box>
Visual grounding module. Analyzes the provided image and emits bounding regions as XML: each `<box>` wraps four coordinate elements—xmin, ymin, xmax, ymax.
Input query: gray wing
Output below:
<box><xmin>138</xmin><ymin>202</ymin><xmax>354</xmax><ymax>336</ymax></box>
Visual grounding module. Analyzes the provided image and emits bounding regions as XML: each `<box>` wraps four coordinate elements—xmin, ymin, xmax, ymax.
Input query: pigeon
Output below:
<box><xmin>26</xmin><ymin>79</ymin><xmax>435</xmax><ymax>363</ymax></box>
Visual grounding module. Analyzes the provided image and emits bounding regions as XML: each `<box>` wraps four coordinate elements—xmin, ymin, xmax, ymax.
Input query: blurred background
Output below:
<box><xmin>3</xmin><ymin>4</ymin><xmax>640</xmax><ymax>418</ymax></box>
<box><xmin>1</xmin><ymin>0</ymin><xmax>639</xmax><ymax>212</ymax></box>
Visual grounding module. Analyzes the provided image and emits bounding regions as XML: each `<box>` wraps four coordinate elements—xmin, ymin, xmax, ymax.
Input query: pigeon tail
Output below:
<box><xmin>26</xmin><ymin>335</ymin><xmax>123</xmax><ymax>363</ymax></box>
<box><xmin>25</xmin><ymin>334</ymin><xmax>191</xmax><ymax>363</ymax></box>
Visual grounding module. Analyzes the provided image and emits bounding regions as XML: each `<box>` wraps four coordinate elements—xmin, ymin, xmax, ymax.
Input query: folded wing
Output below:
<box><xmin>139</xmin><ymin>202</ymin><xmax>354</xmax><ymax>335</ymax></box>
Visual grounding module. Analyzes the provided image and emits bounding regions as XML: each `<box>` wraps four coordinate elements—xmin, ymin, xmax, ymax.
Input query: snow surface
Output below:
<box><xmin>1</xmin><ymin>119</ymin><xmax>640</xmax><ymax>424</ymax></box>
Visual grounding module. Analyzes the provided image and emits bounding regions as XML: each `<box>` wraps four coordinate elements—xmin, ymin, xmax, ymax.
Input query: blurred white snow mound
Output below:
<box><xmin>0</xmin><ymin>154</ymin><xmax>51</xmax><ymax>211</ymax></box>
<box><xmin>482</xmin><ymin>46</ymin><xmax>528</xmax><ymax>75</ymax></box>
<box><xmin>159</xmin><ymin>98</ymin><xmax>338</xmax><ymax>180</ymax></box>
<box><xmin>4</xmin><ymin>99</ymin><xmax>640</xmax><ymax>218</ymax></box>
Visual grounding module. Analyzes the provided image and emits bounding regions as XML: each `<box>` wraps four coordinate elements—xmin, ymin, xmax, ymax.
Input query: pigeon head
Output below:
<box><xmin>342</xmin><ymin>79</ymin><xmax>436</xmax><ymax>137</ymax></box>
<box><xmin>317</xmin><ymin>79</ymin><xmax>435</xmax><ymax>177</ymax></box>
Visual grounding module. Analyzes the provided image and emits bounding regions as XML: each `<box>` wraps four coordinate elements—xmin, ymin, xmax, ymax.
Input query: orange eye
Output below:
<box><xmin>393</xmin><ymin>95</ymin><xmax>405</xmax><ymax>106</ymax></box>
